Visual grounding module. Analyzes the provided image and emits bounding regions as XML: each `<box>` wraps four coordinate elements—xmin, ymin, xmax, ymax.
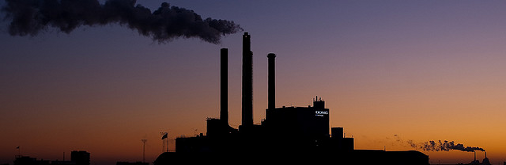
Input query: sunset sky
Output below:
<box><xmin>2</xmin><ymin>0</ymin><xmax>506</xmax><ymax>164</ymax></box>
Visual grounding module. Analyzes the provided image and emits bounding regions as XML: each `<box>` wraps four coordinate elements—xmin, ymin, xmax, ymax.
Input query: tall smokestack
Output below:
<box><xmin>267</xmin><ymin>53</ymin><xmax>276</xmax><ymax>110</ymax></box>
<box><xmin>220</xmin><ymin>48</ymin><xmax>228</xmax><ymax>124</ymax></box>
<box><xmin>242</xmin><ymin>32</ymin><xmax>253</xmax><ymax>127</ymax></box>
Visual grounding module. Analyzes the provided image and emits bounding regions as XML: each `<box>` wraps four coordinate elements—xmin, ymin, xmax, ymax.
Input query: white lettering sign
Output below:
<box><xmin>315</xmin><ymin>111</ymin><xmax>328</xmax><ymax>117</ymax></box>
<box><xmin>315</xmin><ymin>111</ymin><xmax>328</xmax><ymax>115</ymax></box>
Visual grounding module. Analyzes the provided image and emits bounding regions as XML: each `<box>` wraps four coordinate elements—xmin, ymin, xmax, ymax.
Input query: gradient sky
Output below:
<box><xmin>2</xmin><ymin>0</ymin><xmax>506</xmax><ymax>164</ymax></box>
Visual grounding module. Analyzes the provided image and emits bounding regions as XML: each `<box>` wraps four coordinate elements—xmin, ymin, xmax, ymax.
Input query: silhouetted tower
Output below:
<box><xmin>220</xmin><ymin>48</ymin><xmax>228</xmax><ymax>124</ymax></box>
<box><xmin>242</xmin><ymin>32</ymin><xmax>253</xmax><ymax>127</ymax></box>
<box><xmin>267</xmin><ymin>53</ymin><xmax>276</xmax><ymax>110</ymax></box>
<box><xmin>313</xmin><ymin>96</ymin><xmax>325</xmax><ymax>109</ymax></box>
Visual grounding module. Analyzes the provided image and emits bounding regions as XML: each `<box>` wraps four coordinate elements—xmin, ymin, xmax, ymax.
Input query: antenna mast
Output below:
<box><xmin>141</xmin><ymin>139</ymin><xmax>147</xmax><ymax>163</ymax></box>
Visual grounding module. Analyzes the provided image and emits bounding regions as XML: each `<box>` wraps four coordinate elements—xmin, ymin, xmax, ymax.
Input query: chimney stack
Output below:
<box><xmin>267</xmin><ymin>53</ymin><xmax>276</xmax><ymax>110</ymax></box>
<box><xmin>220</xmin><ymin>48</ymin><xmax>228</xmax><ymax>125</ymax></box>
<box><xmin>474</xmin><ymin>151</ymin><xmax>477</xmax><ymax>162</ymax></box>
<box><xmin>242</xmin><ymin>32</ymin><xmax>253</xmax><ymax>127</ymax></box>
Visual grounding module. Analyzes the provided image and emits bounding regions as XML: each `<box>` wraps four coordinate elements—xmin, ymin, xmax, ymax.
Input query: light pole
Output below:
<box><xmin>141</xmin><ymin>139</ymin><xmax>147</xmax><ymax>163</ymax></box>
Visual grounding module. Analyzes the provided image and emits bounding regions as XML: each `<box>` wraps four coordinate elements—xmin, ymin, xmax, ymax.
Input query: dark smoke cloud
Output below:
<box><xmin>392</xmin><ymin>135</ymin><xmax>484</xmax><ymax>152</ymax></box>
<box><xmin>1</xmin><ymin>0</ymin><xmax>243</xmax><ymax>44</ymax></box>
<box><xmin>408</xmin><ymin>140</ymin><xmax>485</xmax><ymax>152</ymax></box>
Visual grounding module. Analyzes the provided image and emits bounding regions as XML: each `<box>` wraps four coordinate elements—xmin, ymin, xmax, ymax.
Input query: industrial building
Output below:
<box><xmin>154</xmin><ymin>32</ymin><xmax>429</xmax><ymax>165</ymax></box>
<box><xmin>13</xmin><ymin>151</ymin><xmax>89</xmax><ymax>165</ymax></box>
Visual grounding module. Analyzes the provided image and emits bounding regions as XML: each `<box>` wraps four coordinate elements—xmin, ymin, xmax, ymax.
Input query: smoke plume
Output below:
<box><xmin>408</xmin><ymin>140</ymin><xmax>485</xmax><ymax>152</ymax></box>
<box><xmin>1</xmin><ymin>0</ymin><xmax>243</xmax><ymax>44</ymax></box>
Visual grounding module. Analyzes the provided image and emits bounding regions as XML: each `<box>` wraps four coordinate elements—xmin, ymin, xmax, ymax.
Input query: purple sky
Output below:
<box><xmin>2</xmin><ymin>1</ymin><xmax>506</xmax><ymax>164</ymax></box>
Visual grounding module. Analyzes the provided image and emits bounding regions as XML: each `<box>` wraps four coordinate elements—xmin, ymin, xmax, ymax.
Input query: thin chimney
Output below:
<box><xmin>220</xmin><ymin>48</ymin><xmax>228</xmax><ymax>124</ymax></box>
<box><xmin>267</xmin><ymin>53</ymin><xmax>276</xmax><ymax>110</ymax></box>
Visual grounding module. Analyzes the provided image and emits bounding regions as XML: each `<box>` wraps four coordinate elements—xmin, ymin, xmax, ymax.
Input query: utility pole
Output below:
<box><xmin>141</xmin><ymin>139</ymin><xmax>147</xmax><ymax>163</ymax></box>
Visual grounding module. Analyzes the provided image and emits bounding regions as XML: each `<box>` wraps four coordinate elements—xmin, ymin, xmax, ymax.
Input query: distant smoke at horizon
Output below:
<box><xmin>393</xmin><ymin>135</ymin><xmax>485</xmax><ymax>152</ymax></box>
<box><xmin>1</xmin><ymin>0</ymin><xmax>243</xmax><ymax>44</ymax></box>
<box><xmin>408</xmin><ymin>139</ymin><xmax>485</xmax><ymax>152</ymax></box>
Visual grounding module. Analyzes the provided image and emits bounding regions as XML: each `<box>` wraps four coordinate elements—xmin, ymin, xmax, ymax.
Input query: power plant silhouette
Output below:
<box><xmin>154</xmin><ymin>32</ymin><xmax>429</xmax><ymax>165</ymax></box>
